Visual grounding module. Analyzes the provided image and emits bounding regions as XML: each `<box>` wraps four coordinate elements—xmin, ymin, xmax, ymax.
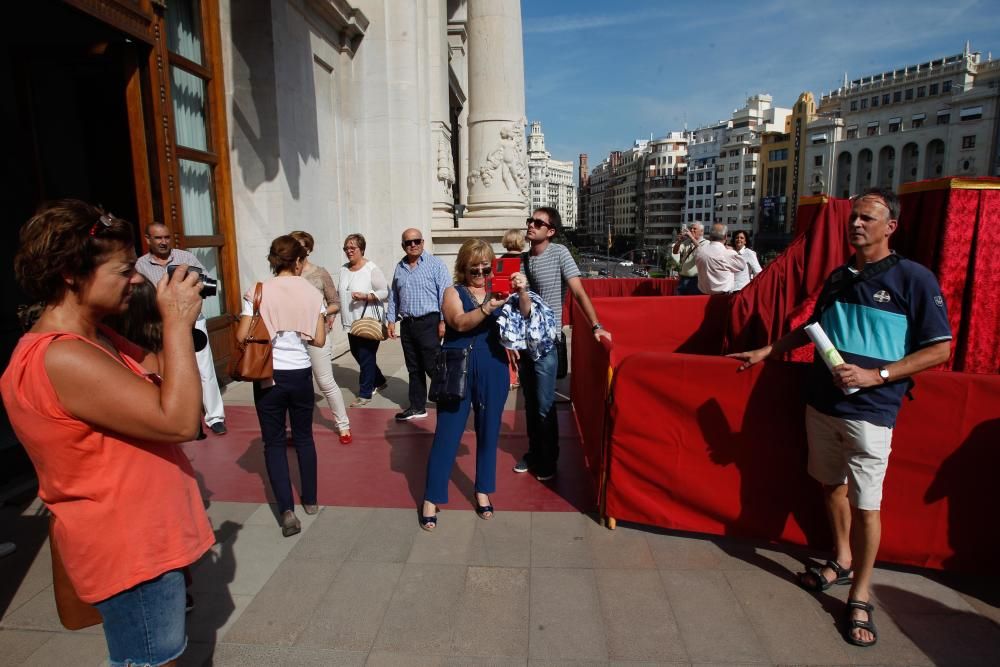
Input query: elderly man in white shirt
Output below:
<box><xmin>695</xmin><ymin>223</ymin><xmax>746</xmax><ymax>294</ymax></box>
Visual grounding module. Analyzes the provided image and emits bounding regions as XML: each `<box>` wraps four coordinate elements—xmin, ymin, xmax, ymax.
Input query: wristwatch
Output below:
<box><xmin>592</xmin><ymin>322</ymin><xmax>603</xmax><ymax>332</ymax></box>
<box><xmin>878</xmin><ymin>367</ymin><xmax>890</xmax><ymax>383</ymax></box>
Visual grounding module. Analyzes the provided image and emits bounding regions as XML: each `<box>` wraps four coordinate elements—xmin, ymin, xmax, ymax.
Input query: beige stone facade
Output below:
<box><xmin>220</xmin><ymin>0</ymin><xmax>528</xmax><ymax>286</ymax></box>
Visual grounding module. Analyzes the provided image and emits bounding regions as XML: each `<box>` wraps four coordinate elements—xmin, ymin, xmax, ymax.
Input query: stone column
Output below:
<box><xmin>463</xmin><ymin>0</ymin><xmax>528</xmax><ymax>221</ymax></box>
<box><xmin>429</xmin><ymin>0</ymin><xmax>454</xmax><ymax>225</ymax></box>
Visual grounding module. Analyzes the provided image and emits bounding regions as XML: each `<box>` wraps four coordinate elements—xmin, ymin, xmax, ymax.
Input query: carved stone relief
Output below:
<box><xmin>436</xmin><ymin>136</ymin><xmax>455</xmax><ymax>197</ymax></box>
<box><xmin>467</xmin><ymin>121</ymin><xmax>529</xmax><ymax>199</ymax></box>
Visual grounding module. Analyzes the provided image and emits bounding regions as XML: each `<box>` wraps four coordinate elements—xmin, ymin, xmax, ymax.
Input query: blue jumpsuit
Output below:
<box><xmin>423</xmin><ymin>286</ymin><xmax>510</xmax><ymax>505</ymax></box>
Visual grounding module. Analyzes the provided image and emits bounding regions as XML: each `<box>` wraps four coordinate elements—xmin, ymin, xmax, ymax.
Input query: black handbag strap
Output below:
<box><xmin>811</xmin><ymin>253</ymin><xmax>901</xmax><ymax>320</ymax></box>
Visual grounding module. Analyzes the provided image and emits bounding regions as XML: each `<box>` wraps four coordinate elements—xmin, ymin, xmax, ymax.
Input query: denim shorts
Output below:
<box><xmin>93</xmin><ymin>569</ymin><xmax>187</xmax><ymax>667</ymax></box>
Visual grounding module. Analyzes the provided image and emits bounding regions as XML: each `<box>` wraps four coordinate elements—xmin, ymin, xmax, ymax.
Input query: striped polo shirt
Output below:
<box><xmin>806</xmin><ymin>256</ymin><xmax>952</xmax><ymax>427</ymax></box>
<box><xmin>524</xmin><ymin>243</ymin><xmax>580</xmax><ymax>331</ymax></box>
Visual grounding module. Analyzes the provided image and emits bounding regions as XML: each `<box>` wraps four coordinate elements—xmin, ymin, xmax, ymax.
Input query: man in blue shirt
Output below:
<box><xmin>729</xmin><ymin>188</ymin><xmax>952</xmax><ymax>648</ymax></box>
<box><xmin>387</xmin><ymin>229</ymin><xmax>451</xmax><ymax>421</ymax></box>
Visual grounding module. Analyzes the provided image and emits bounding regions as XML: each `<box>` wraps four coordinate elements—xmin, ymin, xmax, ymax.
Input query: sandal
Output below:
<box><xmin>798</xmin><ymin>559</ymin><xmax>853</xmax><ymax>591</ymax></box>
<box><xmin>474</xmin><ymin>495</ymin><xmax>494</xmax><ymax>520</ymax></box>
<box><xmin>844</xmin><ymin>599</ymin><xmax>878</xmax><ymax>647</ymax></box>
<box><xmin>419</xmin><ymin>503</ymin><xmax>438</xmax><ymax>531</ymax></box>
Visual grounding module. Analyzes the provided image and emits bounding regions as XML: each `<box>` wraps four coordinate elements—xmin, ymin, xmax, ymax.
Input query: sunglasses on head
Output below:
<box><xmin>89</xmin><ymin>213</ymin><xmax>115</xmax><ymax>237</ymax></box>
<box><xmin>468</xmin><ymin>266</ymin><xmax>493</xmax><ymax>277</ymax></box>
<box><xmin>402</xmin><ymin>238</ymin><xmax>423</xmax><ymax>247</ymax></box>
<box><xmin>526</xmin><ymin>218</ymin><xmax>552</xmax><ymax>229</ymax></box>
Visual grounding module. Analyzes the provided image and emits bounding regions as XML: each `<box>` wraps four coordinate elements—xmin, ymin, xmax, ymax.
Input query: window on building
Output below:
<box><xmin>942</xmin><ymin>80</ymin><xmax>952</xmax><ymax>93</ymax></box>
<box><xmin>867</xmin><ymin>123</ymin><xmax>879</xmax><ymax>137</ymax></box>
<box><xmin>846</xmin><ymin>127</ymin><xmax>859</xmax><ymax>140</ymax></box>
<box><xmin>893</xmin><ymin>90</ymin><xmax>902</xmax><ymax>103</ymax></box>
<box><xmin>744</xmin><ymin>175</ymin><xmax>754</xmax><ymax>183</ymax></box>
<box><xmin>962</xmin><ymin>135</ymin><xmax>976</xmax><ymax>149</ymax></box>
<box><xmin>882</xmin><ymin>93</ymin><xmax>890</xmax><ymax>105</ymax></box>
<box><xmin>814</xmin><ymin>155</ymin><xmax>823</xmax><ymax>167</ymax></box>
<box><xmin>960</xmin><ymin>106</ymin><xmax>983</xmax><ymax>121</ymax></box>
<box><xmin>860</xmin><ymin>98</ymin><xmax>868</xmax><ymax>109</ymax></box>
<box><xmin>889</xmin><ymin>120</ymin><xmax>901</xmax><ymax>133</ymax></box>
<box><xmin>937</xmin><ymin>111</ymin><xmax>950</xmax><ymax>125</ymax></box>
<box><xmin>929</xmin><ymin>83</ymin><xmax>939</xmax><ymax>95</ymax></box>
<box><xmin>905</xmin><ymin>88</ymin><xmax>914</xmax><ymax>100</ymax></box>
<box><xmin>850</xmin><ymin>100</ymin><xmax>858</xmax><ymax>111</ymax></box>
<box><xmin>911</xmin><ymin>114</ymin><xmax>925</xmax><ymax>129</ymax></box>
<box><xmin>917</xmin><ymin>86</ymin><xmax>926</xmax><ymax>98</ymax></box>
<box><xmin>871</xmin><ymin>96</ymin><xmax>879</xmax><ymax>107</ymax></box>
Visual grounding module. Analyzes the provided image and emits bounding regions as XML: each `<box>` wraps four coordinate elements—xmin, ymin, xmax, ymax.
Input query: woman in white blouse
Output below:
<box><xmin>732</xmin><ymin>230</ymin><xmax>763</xmax><ymax>291</ymax></box>
<box><xmin>338</xmin><ymin>233</ymin><xmax>389</xmax><ymax>406</ymax></box>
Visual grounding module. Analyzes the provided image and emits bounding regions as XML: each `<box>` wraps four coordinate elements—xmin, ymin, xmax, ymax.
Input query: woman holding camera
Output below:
<box><xmin>1</xmin><ymin>200</ymin><xmax>214</xmax><ymax>667</ymax></box>
<box><xmin>289</xmin><ymin>230</ymin><xmax>352</xmax><ymax>444</ymax></box>
<box><xmin>419</xmin><ymin>239</ymin><xmax>531</xmax><ymax>530</ymax></box>
<box><xmin>236</xmin><ymin>236</ymin><xmax>327</xmax><ymax>538</ymax></box>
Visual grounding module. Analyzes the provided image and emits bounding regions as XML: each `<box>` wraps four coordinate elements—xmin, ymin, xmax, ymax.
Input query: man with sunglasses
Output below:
<box><xmin>515</xmin><ymin>207</ymin><xmax>611</xmax><ymax>480</ymax></box>
<box><xmin>386</xmin><ymin>228</ymin><xmax>451</xmax><ymax>421</ymax></box>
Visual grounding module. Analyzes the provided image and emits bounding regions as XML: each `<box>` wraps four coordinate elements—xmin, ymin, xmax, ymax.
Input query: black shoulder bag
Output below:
<box><xmin>428</xmin><ymin>285</ymin><xmax>472</xmax><ymax>403</ymax></box>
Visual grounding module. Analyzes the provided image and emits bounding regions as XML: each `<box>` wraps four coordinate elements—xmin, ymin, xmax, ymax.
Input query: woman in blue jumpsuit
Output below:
<box><xmin>420</xmin><ymin>239</ymin><xmax>530</xmax><ymax>529</ymax></box>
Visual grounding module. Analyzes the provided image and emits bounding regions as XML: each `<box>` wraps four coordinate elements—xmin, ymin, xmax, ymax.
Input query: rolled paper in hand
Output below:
<box><xmin>804</xmin><ymin>322</ymin><xmax>859</xmax><ymax>395</ymax></box>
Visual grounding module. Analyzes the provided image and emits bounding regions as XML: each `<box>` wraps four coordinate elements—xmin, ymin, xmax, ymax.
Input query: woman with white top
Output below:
<box><xmin>732</xmin><ymin>230</ymin><xmax>763</xmax><ymax>291</ymax></box>
<box><xmin>236</xmin><ymin>235</ymin><xmax>326</xmax><ymax>538</ymax></box>
<box><xmin>338</xmin><ymin>233</ymin><xmax>389</xmax><ymax>407</ymax></box>
<box><xmin>289</xmin><ymin>230</ymin><xmax>352</xmax><ymax>444</ymax></box>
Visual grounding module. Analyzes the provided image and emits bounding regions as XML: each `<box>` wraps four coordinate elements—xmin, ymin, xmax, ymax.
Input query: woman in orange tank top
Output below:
<box><xmin>0</xmin><ymin>200</ymin><xmax>214</xmax><ymax>667</ymax></box>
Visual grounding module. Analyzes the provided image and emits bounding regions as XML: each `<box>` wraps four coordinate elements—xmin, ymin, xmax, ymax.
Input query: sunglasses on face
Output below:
<box><xmin>402</xmin><ymin>239</ymin><xmax>423</xmax><ymax>247</ymax></box>
<box><xmin>468</xmin><ymin>266</ymin><xmax>493</xmax><ymax>277</ymax></box>
<box><xmin>343</xmin><ymin>246</ymin><xmax>359</xmax><ymax>252</ymax></box>
<box><xmin>526</xmin><ymin>218</ymin><xmax>551</xmax><ymax>229</ymax></box>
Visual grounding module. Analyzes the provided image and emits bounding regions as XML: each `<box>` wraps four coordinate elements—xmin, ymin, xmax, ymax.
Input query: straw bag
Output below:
<box><xmin>350</xmin><ymin>298</ymin><xmax>387</xmax><ymax>341</ymax></box>
<box><xmin>231</xmin><ymin>282</ymin><xmax>273</xmax><ymax>381</ymax></box>
<box><xmin>50</xmin><ymin>516</ymin><xmax>102</xmax><ymax>630</ymax></box>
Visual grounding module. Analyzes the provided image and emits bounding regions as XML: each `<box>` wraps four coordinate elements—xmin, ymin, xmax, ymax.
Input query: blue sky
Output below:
<box><xmin>521</xmin><ymin>0</ymin><xmax>1000</xmax><ymax>177</ymax></box>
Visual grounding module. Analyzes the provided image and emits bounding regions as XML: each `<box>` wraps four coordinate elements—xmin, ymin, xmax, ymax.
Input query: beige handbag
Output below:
<box><xmin>349</xmin><ymin>298</ymin><xmax>387</xmax><ymax>341</ymax></box>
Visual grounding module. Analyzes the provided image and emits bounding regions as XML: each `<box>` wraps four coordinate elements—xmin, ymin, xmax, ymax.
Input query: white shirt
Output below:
<box><xmin>733</xmin><ymin>247</ymin><xmax>763</xmax><ymax>291</ymax></box>
<box><xmin>338</xmin><ymin>261</ymin><xmax>389</xmax><ymax>330</ymax></box>
<box><xmin>695</xmin><ymin>241</ymin><xmax>746</xmax><ymax>294</ymax></box>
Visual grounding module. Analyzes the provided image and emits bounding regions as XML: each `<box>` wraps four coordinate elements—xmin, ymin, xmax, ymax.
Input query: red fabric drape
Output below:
<box><xmin>603</xmin><ymin>352</ymin><xmax>1000</xmax><ymax>572</ymax></box>
<box><xmin>725</xmin><ymin>198</ymin><xmax>854</xmax><ymax>357</ymax></box>
<box><xmin>562</xmin><ymin>278</ymin><xmax>676</xmax><ymax>325</ymax></box>
<box><xmin>894</xmin><ymin>184</ymin><xmax>1000</xmax><ymax>373</ymax></box>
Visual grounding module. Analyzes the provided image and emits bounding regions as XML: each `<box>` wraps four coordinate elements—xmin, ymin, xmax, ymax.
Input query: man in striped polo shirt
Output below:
<box><xmin>514</xmin><ymin>207</ymin><xmax>611</xmax><ymax>481</ymax></box>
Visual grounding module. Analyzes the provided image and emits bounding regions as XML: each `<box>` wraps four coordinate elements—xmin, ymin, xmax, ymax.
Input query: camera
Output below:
<box><xmin>487</xmin><ymin>257</ymin><xmax>518</xmax><ymax>299</ymax></box>
<box><xmin>166</xmin><ymin>264</ymin><xmax>218</xmax><ymax>299</ymax></box>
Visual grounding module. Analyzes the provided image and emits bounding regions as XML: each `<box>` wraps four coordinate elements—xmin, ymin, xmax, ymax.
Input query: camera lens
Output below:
<box><xmin>200</xmin><ymin>276</ymin><xmax>218</xmax><ymax>299</ymax></box>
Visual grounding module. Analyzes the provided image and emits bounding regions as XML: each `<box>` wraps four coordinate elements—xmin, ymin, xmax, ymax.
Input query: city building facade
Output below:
<box><xmin>804</xmin><ymin>46</ymin><xmax>1000</xmax><ymax>198</ymax></box>
<box><xmin>639</xmin><ymin>132</ymin><xmax>689</xmax><ymax>245</ymax></box>
<box><xmin>685</xmin><ymin>121</ymin><xmax>730</xmax><ymax>226</ymax></box>
<box><xmin>526</xmin><ymin>121</ymin><xmax>576</xmax><ymax>227</ymax></box>
<box><xmin>715</xmin><ymin>94</ymin><xmax>790</xmax><ymax>236</ymax></box>
<box><xmin>756</xmin><ymin>92</ymin><xmax>818</xmax><ymax>247</ymax></box>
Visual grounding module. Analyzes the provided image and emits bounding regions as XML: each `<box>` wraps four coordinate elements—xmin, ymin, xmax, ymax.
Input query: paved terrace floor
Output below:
<box><xmin>2</xmin><ymin>338</ymin><xmax>999</xmax><ymax>666</ymax></box>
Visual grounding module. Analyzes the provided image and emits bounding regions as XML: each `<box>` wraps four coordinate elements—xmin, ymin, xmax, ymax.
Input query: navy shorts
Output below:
<box><xmin>93</xmin><ymin>569</ymin><xmax>187</xmax><ymax>666</ymax></box>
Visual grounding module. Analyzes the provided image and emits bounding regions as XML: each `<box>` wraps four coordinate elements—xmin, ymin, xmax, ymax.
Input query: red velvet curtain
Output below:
<box><xmin>603</xmin><ymin>352</ymin><xmax>1000</xmax><ymax>572</ymax></box>
<box><xmin>563</xmin><ymin>278</ymin><xmax>677</xmax><ymax>325</ymax></box>
<box><xmin>725</xmin><ymin>197</ymin><xmax>854</xmax><ymax>357</ymax></box>
<box><xmin>895</xmin><ymin>184</ymin><xmax>1000</xmax><ymax>373</ymax></box>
